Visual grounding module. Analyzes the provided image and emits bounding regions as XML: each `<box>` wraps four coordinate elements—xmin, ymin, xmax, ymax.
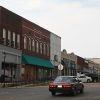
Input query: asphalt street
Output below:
<box><xmin>0</xmin><ymin>83</ymin><xmax>100</xmax><ymax>100</ymax></box>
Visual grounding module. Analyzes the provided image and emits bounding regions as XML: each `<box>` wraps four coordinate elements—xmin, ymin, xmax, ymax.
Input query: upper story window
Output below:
<box><xmin>24</xmin><ymin>36</ymin><xmax>27</xmax><ymax>49</ymax></box>
<box><xmin>47</xmin><ymin>44</ymin><xmax>49</xmax><ymax>56</ymax></box>
<box><xmin>3</xmin><ymin>28</ymin><xmax>6</xmax><ymax>45</ymax></box>
<box><xmin>43</xmin><ymin>44</ymin><xmax>46</xmax><ymax>55</ymax></box>
<box><xmin>36</xmin><ymin>41</ymin><xmax>39</xmax><ymax>53</ymax></box>
<box><xmin>40</xmin><ymin>43</ymin><xmax>42</xmax><ymax>54</ymax></box>
<box><xmin>32</xmin><ymin>40</ymin><xmax>35</xmax><ymax>52</ymax></box>
<box><xmin>13</xmin><ymin>32</ymin><xmax>15</xmax><ymax>48</ymax></box>
<box><xmin>28</xmin><ymin>38</ymin><xmax>31</xmax><ymax>51</ymax></box>
<box><xmin>8</xmin><ymin>30</ymin><xmax>11</xmax><ymax>40</ymax></box>
<box><xmin>17</xmin><ymin>34</ymin><xmax>20</xmax><ymax>43</ymax></box>
<box><xmin>3</xmin><ymin>28</ymin><xmax>6</xmax><ymax>39</ymax></box>
<box><xmin>13</xmin><ymin>32</ymin><xmax>15</xmax><ymax>41</ymax></box>
<box><xmin>17</xmin><ymin>34</ymin><xmax>20</xmax><ymax>49</ymax></box>
<box><xmin>8</xmin><ymin>30</ymin><xmax>11</xmax><ymax>46</ymax></box>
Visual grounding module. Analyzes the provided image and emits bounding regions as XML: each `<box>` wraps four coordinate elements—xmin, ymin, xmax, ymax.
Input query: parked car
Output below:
<box><xmin>49</xmin><ymin>76</ymin><xmax>84</xmax><ymax>96</ymax></box>
<box><xmin>77</xmin><ymin>75</ymin><xmax>92</xmax><ymax>83</ymax></box>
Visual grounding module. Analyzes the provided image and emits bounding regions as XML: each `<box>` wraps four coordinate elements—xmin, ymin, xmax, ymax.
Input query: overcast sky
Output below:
<box><xmin>0</xmin><ymin>0</ymin><xmax>100</xmax><ymax>58</ymax></box>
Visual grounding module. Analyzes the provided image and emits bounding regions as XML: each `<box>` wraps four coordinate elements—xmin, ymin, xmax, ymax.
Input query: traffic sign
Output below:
<box><xmin>58</xmin><ymin>64</ymin><xmax>63</xmax><ymax>70</ymax></box>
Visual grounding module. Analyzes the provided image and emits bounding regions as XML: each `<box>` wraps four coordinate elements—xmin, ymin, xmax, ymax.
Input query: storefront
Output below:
<box><xmin>21</xmin><ymin>54</ymin><xmax>54</xmax><ymax>81</ymax></box>
<box><xmin>0</xmin><ymin>45</ymin><xmax>22</xmax><ymax>82</ymax></box>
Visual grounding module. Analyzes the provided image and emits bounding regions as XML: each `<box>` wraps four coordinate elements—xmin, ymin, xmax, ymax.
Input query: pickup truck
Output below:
<box><xmin>85</xmin><ymin>73</ymin><xmax>98</xmax><ymax>82</ymax></box>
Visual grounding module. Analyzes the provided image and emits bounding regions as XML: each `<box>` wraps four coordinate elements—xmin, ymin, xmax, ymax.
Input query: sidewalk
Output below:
<box><xmin>0</xmin><ymin>81</ymin><xmax>49</xmax><ymax>88</ymax></box>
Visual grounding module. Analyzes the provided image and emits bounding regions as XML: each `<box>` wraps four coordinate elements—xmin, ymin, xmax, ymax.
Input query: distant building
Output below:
<box><xmin>77</xmin><ymin>56</ymin><xmax>89</xmax><ymax>73</ymax></box>
<box><xmin>61</xmin><ymin>49</ymin><xmax>77</xmax><ymax>76</ymax></box>
<box><xmin>87</xmin><ymin>58</ymin><xmax>100</xmax><ymax>75</ymax></box>
<box><xmin>89</xmin><ymin>58</ymin><xmax>100</xmax><ymax>64</ymax></box>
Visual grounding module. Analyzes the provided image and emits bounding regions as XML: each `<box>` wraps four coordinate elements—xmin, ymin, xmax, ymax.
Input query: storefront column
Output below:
<box><xmin>16</xmin><ymin>64</ymin><xmax>21</xmax><ymax>81</ymax></box>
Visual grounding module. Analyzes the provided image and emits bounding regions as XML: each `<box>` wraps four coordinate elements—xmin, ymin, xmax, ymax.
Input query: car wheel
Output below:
<box><xmin>80</xmin><ymin>88</ymin><xmax>84</xmax><ymax>93</ymax></box>
<box><xmin>51</xmin><ymin>92</ymin><xmax>56</xmax><ymax>96</ymax></box>
<box><xmin>72</xmin><ymin>89</ymin><xmax>77</xmax><ymax>96</ymax></box>
<box><xmin>87</xmin><ymin>79</ymin><xmax>90</xmax><ymax>83</ymax></box>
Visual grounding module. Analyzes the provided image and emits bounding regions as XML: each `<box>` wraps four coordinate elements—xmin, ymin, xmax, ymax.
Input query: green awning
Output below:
<box><xmin>22</xmin><ymin>54</ymin><xmax>54</xmax><ymax>69</ymax></box>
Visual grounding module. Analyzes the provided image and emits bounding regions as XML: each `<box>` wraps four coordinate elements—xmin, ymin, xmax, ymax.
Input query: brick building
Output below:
<box><xmin>77</xmin><ymin>56</ymin><xmax>89</xmax><ymax>73</ymax></box>
<box><xmin>0</xmin><ymin>6</ymin><xmax>55</xmax><ymax>82</ymax></box>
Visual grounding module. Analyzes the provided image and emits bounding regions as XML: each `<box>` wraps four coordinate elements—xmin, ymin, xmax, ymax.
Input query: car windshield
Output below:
<box><xmin>54</xmin><ymin>76</ymin><xmax>73</xmax><ymax>83</ymax></box>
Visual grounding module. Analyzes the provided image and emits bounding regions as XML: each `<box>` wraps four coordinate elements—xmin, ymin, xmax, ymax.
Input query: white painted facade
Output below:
<box><xmin>50</xmin><ymin>33</ymin><xmax>61</xmax><ymax>66</ymax></box>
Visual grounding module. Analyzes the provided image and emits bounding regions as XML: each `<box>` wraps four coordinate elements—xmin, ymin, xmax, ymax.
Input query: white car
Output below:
<box><xmin>77</xmin><ymin>75</ymin><xmax>92</xmax><ymax>83</ymax></box>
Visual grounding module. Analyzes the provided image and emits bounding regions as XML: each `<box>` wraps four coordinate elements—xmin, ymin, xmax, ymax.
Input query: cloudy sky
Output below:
<box><xmin>0</xmin><ymin>0</ymin><xmax>100</xmax><ymax>58</ymax></box>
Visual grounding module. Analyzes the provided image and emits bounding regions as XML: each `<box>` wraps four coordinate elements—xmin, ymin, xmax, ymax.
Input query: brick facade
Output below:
<box><xmin>0</xmin><ymin>6</ymin><xmax>54</xmax><ymax>81</ymax></box>
<box><xmin>21</xmin><ymin>18</ymin><xmax>50</xmax><ymax>59</ymax></box>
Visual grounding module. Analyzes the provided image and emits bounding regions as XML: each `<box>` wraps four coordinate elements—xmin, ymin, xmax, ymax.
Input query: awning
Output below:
<box><xmin>22</xmin><ymin>54</ymin><xmax>54</xmax><ymax>69</ymax></box>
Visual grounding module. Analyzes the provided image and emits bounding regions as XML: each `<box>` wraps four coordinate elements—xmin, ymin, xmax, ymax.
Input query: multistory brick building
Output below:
<box><xmin>77</xmin><ymin>56</ymin><xmax>89</xmax><ymax>73</ymax></box>
<box><xmin>0</xmin><ymin>6</ymin><xmax>22</xmax><ymax>81</ymax></box>
<box><xmin>0</xmin><ymin>6</ymin><xmax>58</xmax><ymax>81</ymax></box>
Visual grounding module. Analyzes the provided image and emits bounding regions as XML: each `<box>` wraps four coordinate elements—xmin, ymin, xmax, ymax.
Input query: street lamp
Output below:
<box><xmin>2</xmin><ymin>51</ymin><xmax>6</xmax><ymax>87</ymax></box>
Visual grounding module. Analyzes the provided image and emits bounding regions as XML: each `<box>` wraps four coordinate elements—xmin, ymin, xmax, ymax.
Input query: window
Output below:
<box><xmin>8</xmin><ymin>30</ymin><xmax>11</xmax><ymax>40</ymax></box>
<box><xmin>13</xmin><ymin>32</ymin><xmax>15</xmax><ymax>41</ymax></box>
<box><xmin>3</xmin><ymin>28</ymin><xmax>6</xmax><ymax>45</ymax></box>
<box><xmin>17</xmin><ymin>34</ymin><xmax>20</xmax><ymax>49</ymax></box>
<box><xmin>79</xmin><ymin>76</ymin><xmax>86</xmax><ymax>78</ymax></box>
<box><xmin>24</xmin><ymin>36</ymin><xmax>27</xmax><ymax>49</ymax></box>
<box><xmin>43</xmin><ymin>44</ymin><xmax>46</xmax><ymax>55</ymax></box>
<box><xmin>47</xmin><ymin>44</ymin><xmax>49</xmax><ymax>56</ymax></box>
<box><xmin>28</xmin><ymin>38</ymin><xmax>31</xmax><ymax>51</ymax></box>
<box><xmin>13</xmin><ymin>32</ymin><xmax>15</xmax><ymax>48</ymax></box>
<box><xmin>8</xmin><ymin>30</ymin><xmax>11</xmax><ymax>46</ymax></box>
<box><xmin>40</xmin><ymin>43</ymin><xmax>42</xmax><ymax>54</ymax></box>
<box><xmin>36</xmin><ymin>41</ymin><xmax>39</xmax><ymax>53</ymax></box>
<box><xmin>3</xmin><ymin>28</ymin><xmax>6</xmax><ymax>38</ymax></box>
<box><xmin>32</xmin><ymin>40</ymin><xmax>35</xmax><ymax>52</ymax></box>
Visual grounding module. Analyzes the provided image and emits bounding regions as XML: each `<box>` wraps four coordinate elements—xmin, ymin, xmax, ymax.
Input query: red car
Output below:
<box><xmin>49</xmin><ymin>76</ymin><xmax>84</xmax><ymax>96</ymax></box>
